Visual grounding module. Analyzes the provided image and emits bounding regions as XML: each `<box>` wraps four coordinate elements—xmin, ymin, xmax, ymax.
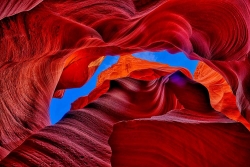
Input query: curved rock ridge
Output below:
<box><xmin>97</xmin><ymin>55</ymin><xmax>192</xmax><ymax>86</ymax></box>
<box><xmin>71</xmin><ymin>54</ymin><xmax>191</xmax><ymax>109</ymax></box>
<box><xmin>1</xmin><ymin>70</ymin><xmax>239</xmax><ymax>166</ymax></box>
<box><xmin>0</xmin><ymin>0</ymin><xmax>250</xmax><ymax>121</ymax></box>
<box><xmin>194</xmin><ymin>62</ymin><xmax>250</xmax><ymax>130</ymax></box>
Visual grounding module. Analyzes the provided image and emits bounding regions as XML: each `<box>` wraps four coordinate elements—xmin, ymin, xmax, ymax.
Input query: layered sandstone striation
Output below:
<box><xmin>1</xmin><ymin>0</ymin><xmax>250</xmax><ymax>166</ymax></box>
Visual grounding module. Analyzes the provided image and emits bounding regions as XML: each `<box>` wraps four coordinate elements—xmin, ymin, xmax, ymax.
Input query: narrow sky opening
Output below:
<box><xmin>133</xmin><ymin>51</ymin><xmax>198</xmax><ymax>74</ymax></box>
<box><xmin>49</xmin><ymin>51</ymin><xmax>198</xmax><ymax>124</ymax></box>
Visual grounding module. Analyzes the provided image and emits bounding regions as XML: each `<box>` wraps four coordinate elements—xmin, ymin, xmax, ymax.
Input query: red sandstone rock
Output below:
<box><xmin>1</xmin><ymin>0</ymin><xmax>250</xmax><ymax>165</ymax></box>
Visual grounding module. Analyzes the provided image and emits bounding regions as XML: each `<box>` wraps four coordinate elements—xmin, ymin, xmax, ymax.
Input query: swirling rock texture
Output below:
<box><xmin>1</xmin><ymin>0</ymin><xmax>250</xmax><ymax>166</ymax></box>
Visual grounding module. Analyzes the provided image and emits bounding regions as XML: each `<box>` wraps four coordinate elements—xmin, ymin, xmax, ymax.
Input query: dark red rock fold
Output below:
<box><xmin>110</xmin><ymin>109</ymin><xmax>250</xmax><ymax>167</ymax></box>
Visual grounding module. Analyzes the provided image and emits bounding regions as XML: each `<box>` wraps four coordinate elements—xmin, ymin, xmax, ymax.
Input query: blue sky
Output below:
<box><xmin>49</xmin><ymin>51</ymin><xmax>198</xmax><ymax>124</ymax></box>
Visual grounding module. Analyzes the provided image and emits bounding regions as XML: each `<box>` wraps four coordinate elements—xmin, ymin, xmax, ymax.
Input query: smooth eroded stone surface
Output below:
<box><xmin>109</xmin><ymin>109</ymin><xmax>250</xmax><ymax>167</ymax></box>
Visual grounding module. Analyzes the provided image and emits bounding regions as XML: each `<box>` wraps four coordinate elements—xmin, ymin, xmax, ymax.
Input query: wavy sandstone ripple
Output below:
<box><xmin>1</xmin><ymin>0</ymin><xmax>250</xmax><ymax>165</ymax></box>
